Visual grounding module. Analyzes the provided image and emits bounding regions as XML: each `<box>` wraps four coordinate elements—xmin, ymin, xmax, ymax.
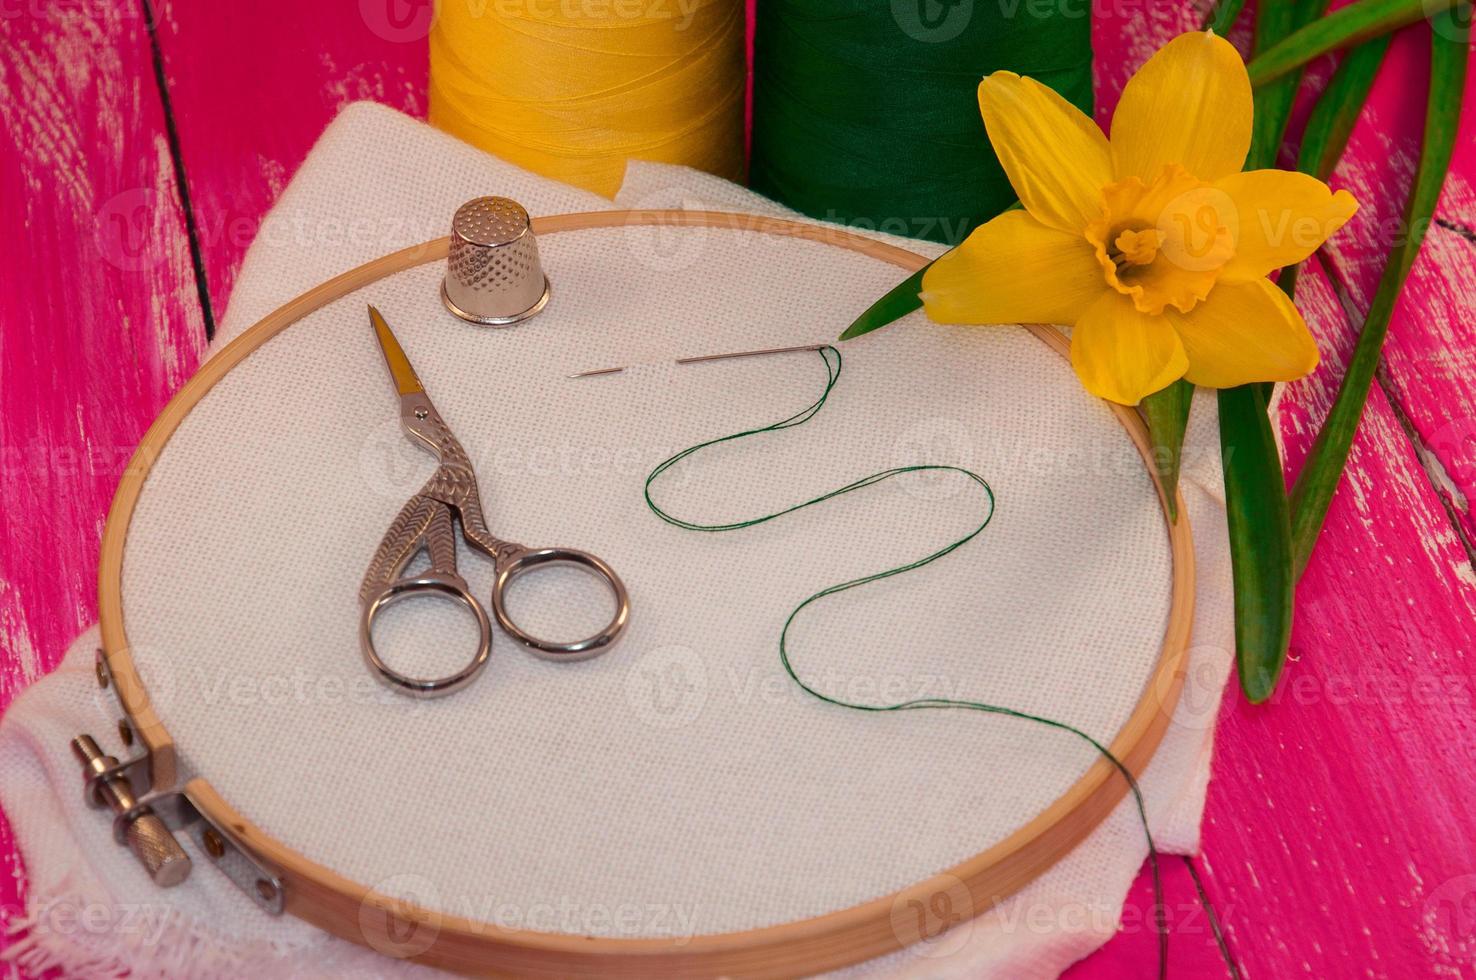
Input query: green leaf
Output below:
<box><xmin>1142</xmin><ymin>380</ymin><xmax>1194</xmax><ymax>524</ymax></box>
<box><xmin>1248</xmin><ymin>0</ymin><xmax>1331</xmax><ymax>169</ymax></box>
<box><xmin>1297</xmin><ymin>35</ymin><xmax>1393</xmax><ymax>182</ymax></box>
<box><xmin>1290</xmin><ymin>10</ymin><xmax>1469</xmax><ymax>575</ymax></box>
<box><xmin>1212</xmin><ymin>0</ymin><xmax>1325</xmax><ymax>701</ymax></box>
<box><xmin>1247</xmin><ymin>0</ymin><xmax>1461</xmax><ymax>87</ymax></box>
<box><xmin>1219</xmin><ymin>384</ymin><xmax>1295</xmax><ymax>702</ymax></box>
<box><xmin>837</xmin><ymin>265</ymin><xmax>930</xmax><ymax>340</ymax></box>
<box><xmin>1204</xmin><ymin>0</ymin><xmax>1249</xmax><ymax>33</ymax></box>
<box><xmin>1277</xmin><ymin>33</ymin><xmax>1391</xmax><ymax>298</ymax></box>
<box><xmin>838</xmin><ymin>201</ymin><xmax>1024</xmax><ymax>341</ymax></box>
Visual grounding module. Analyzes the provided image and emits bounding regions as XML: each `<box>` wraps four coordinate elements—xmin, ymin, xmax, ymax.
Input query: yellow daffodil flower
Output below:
<box><xmin>921</xmin><ymin>30</ymin><xmax>1359</xmax><ymax>405</ymax></box>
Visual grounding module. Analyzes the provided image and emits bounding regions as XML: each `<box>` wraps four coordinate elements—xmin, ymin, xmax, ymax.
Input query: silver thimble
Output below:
<box><xmin>441</xmin><ymin>197</ymin><xmax>551</xmax><ymax>326</ymax></box>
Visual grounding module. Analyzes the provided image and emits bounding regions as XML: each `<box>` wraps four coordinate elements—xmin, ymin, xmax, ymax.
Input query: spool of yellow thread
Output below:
<box><xmin>430</xmin><ymin>0</ymin><xmax>746</xmax><ymax>198</ymax></box>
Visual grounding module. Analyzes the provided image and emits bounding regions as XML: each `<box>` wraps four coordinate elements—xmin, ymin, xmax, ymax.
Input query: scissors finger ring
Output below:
<box><xmin>490</xmin><ymin>547</ymin><xmax>629</xmax><ymax>660</ymax></box>
<box><xmin>360</xmin><ymin>572</ymin><xmax>492</xmax><ymax>698</ymax></box>
<box><xmin>358</xmin><ymin>307</ymin><xmax>630</xmax><ymax>698</ymax></box>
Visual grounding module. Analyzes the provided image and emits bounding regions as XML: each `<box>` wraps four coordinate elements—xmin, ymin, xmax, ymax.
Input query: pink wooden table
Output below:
<box><xmin>2</xmin><ymin>2</ymin><xmax>1473</xmax><ymax>977</ymax></box>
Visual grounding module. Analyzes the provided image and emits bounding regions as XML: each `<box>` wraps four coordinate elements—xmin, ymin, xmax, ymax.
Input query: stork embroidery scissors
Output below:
<box><xmin>359</xmin><ymin>306</ymin><xmax>630</xmax><ymax>697</ymax></box>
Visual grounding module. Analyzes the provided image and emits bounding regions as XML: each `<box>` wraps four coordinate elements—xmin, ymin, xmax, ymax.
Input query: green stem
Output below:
<box><xmin>1214</xmin><ymin>0</ymin><xmax>1332</xmax><ymax>701</ymax></box>
<box><xmin>1248</xmin><ymin>0</ymin><xmax>1461</xmax><ymax>87</ymax></box>
<box><xmin>1289</xmin><ymin>7</ymin><xmax>1469</xmax><ymax>575</ymax></box>
<box><xmin>1219</xmin><ymin>384</ymin><xmax>1295</xmax><ymax>702</ymax></box>
<box><xmin>1248</xmin><ymin>0</ymin><xmax>1327</xmax><ymax>169</ymax></box>
<box><xmin>1141</xmin><ymin>380</ymin><xmax>1195</xmax><ymax>524</ymax></box>
<box><xmin>1296</xmin><ymin>36</ymin><xmax>1394</xmax><ymax>182</ymax></box>
<box><xmin>1205</xmin><ymin>0</ymin><xmax>1249</xmax><ymax>33</ymax></box>
<box><xmin>1279</xmin><ymin>34</ymin><xmax>1392</xmax><ymax>297</ymax></box>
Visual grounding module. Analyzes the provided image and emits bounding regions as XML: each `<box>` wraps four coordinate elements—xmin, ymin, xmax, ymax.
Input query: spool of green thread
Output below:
<box><xmin>750</xmin><ymin>0</ymin><xmax>1094</xmax><ymax>244</ymax></box>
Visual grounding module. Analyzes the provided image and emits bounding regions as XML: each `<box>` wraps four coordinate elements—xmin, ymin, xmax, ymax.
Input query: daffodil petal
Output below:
<box><xmin>1111</xmin><ymin>31</ymin><xmax>1253</xmax><ymax>183</ymax></box>
<box><xmin>1215</xmin><ymin>170</ymin><xmax>1359</xmax><ymax>282</ymax></box>
<box><xmin>1070</xmin><ymin>292</ymin><xmax>1189</xmax><ymax>405</ymax></box>
<box><xmin>921</xmin><ymin>210</ymin><xmax>1104</xmax><ymax>326</ymax></box>
<box><xmin>1165</xmin><ymin>278</ymin><xmax>1320</xmax><ymax>387</ymax></box>
<box><xmin>978</xmin><ymin>72</ymin><xmax>1112</xmax><ymax>234</ymax></box>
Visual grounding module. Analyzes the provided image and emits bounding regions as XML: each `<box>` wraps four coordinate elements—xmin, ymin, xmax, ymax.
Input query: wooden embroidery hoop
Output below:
<box><xmin>96</xmin><ymin>209</ymin><xmax>1194</xmax><ymax>978</ymax></box>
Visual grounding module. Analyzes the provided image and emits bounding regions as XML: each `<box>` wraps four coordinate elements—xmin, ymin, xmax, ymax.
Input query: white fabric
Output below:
<box><xmin>0</xmin><ymin>102</ymin><xmax>1235</xmax><ymax>979</ymax></box>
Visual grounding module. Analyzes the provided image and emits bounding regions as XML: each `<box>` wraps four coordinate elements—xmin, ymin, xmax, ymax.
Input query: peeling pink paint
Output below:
<box><xmin>1080</xmin><ymin>6</ymin><xmax>1476</xmax><ymax>979</ymax></box>
<box><xmin>1</xmin><ymin>3</ymin><xmax>1473</xmax><ymax>979</ymax></box>
<box><xmin>0</xmin><ymin>3</ymin><xmax>207</xmax><ymax>953</ymax></box>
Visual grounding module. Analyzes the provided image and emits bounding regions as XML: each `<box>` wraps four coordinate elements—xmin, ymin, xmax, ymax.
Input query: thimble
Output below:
<box><xmin>441</xmin><ymin>197</ymin><xmax>551</xmax><ymax>326</ymax></box>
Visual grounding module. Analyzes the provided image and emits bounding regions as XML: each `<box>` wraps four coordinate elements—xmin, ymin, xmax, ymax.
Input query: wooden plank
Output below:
<box><xmin>1315</xmin><ymin>28</ymin><xmax>1476</xmax><ymax>550</ymax></box>
<box><xmin>0</xmin><ymin>4</ymin><xmax>420</xmax><ymax>973</ymax></box>
<box><xmin>3</xmin><ymin>3</ymin><xmax>1471</xmax><ymax>978</ymax></box>
<box><xmin>1</xmin><ymin>1</ymin><xmax>423</xmax><ymax>970</ymax></box>
<box><xmin>1076</xmin><ymin>7</ymin><xmax>1476</xmax><ymax>980</ymax></box>
<box><xmin>0</xmin><ymin>0</ymin><xmax>206</xmax><ymax>965</ymax></box>
<box><xmin>1203</xmin><ymin>255</ymin><xmax>1476</xmax><ymax>978</ymax></box>
<box><xmin>147</xmin><ymin>0</ymin><xmax>428</xmax><ymax>312</ymax></box>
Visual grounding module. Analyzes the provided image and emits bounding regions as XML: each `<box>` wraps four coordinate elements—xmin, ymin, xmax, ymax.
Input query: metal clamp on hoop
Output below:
<box><xmin>78</xmin><ymin>649</ymin><xmax>284</xmax><ymax>914</ymax></box>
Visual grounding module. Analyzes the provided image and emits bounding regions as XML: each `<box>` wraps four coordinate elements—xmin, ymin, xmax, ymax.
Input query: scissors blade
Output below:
<box><xmin>367</xmin><ymin>305</ymin><xmax>425</xmax><ymax>396</ymax></box>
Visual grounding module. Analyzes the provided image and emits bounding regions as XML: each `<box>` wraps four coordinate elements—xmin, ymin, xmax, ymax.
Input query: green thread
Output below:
<box><xmin>749</xmin><ymin>0</ymin><xmax>1093</xmax><ymax>245</ymax></box>
<box><xmin>645</xmin><ymin>345</ymin><xmax>1167</xmax><ymax>976</ymax></box>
